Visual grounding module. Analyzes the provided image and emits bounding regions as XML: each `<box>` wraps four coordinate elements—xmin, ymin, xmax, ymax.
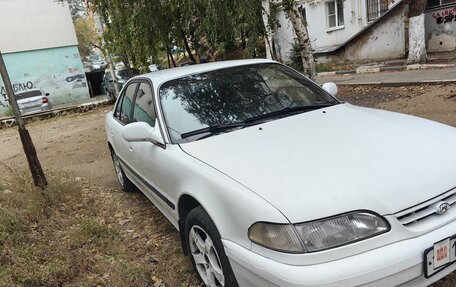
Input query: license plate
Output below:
<box><xmin>424</xmin><ymin>236</ymin><xmax>456</xmax><ymax>278</ymax></box>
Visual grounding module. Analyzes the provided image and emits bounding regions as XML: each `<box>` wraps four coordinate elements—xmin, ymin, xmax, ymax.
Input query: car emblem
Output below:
<box><xmin>434</xmin><ymin>201</ymin><xmax>451</xmax><ymax>215</ymax></box>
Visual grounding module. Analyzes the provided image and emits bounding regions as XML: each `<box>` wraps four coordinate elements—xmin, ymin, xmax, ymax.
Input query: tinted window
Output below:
<box><xmin>132</xmin><ymin>82</ymin><xmax>156</xmax><ymax>127</ymax></box>
<box><xmin>117</xmin><ymin>68</ymin><xmax>140</xmax><ymax>79</ymax></box>
<box><xmin>116</xmin><ymin>83</ymin><xmax>138</xmax><ymax>124</ymax></box>
<box><xmin>159</xmin><ymin>64</ymin><xmax>338</xmax><ymax>142</ymax></box>
<box><xmin>16</xmin><ymin>90</ymin><xmax>42</xmax><ymax>100</ymax></box>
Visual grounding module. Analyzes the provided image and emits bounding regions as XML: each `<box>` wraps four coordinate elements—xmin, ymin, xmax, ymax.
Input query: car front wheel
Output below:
<box><xmin>185</xmin><ymin>206</ymin><xmax>238</xmax><ymax>287</ymax></box>
<box><xmin>110</xmin><ymin>150</ymin><xmax>134</xmax><ymax>192</ymax></box>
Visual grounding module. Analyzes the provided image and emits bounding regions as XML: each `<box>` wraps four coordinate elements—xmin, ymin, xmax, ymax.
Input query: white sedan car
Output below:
<box><xmin>105</xmin><ymin>59</ymin><xmax>456</xmax><ymax>287</ymax></box>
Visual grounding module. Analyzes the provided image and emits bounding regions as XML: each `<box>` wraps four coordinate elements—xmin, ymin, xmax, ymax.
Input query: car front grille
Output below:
<box><xmin>395</xmin><ymin>187</ymin><xmax>456</xmax><ymax>227</ymax></box>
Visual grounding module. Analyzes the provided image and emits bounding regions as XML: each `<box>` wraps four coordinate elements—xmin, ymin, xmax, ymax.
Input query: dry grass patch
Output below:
<box><xmin>0</xmin><ymin>167</ymin><xmax>198</xmax><ymax>287</ymax></box>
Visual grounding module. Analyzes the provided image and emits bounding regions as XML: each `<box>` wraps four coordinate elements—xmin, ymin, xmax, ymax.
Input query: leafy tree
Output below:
<box><xmin>86</xmin><ymin>0</ymin><xmax>267</xmax><ymax>69</ymax></box>
<box><xmin>282</xmin><ymin>0</ymin><xmax>316</xmax><ymax>80</ymax></box>
<box><xmin>66</xmin><ymin>0</ymin><xmax>87</xmax><ymax>20</ymax></box>
<box><xmin>74</xmin><ymin>16</ymin><xmax>101</xmax><ymax>60</ymax></box>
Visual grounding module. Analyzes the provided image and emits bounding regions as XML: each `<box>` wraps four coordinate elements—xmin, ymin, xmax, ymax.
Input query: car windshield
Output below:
<box><xmin>16</xmin><ymin>90</ymin><xmax>42</xmax><ymax>100</ymax></box>
<box><xmin>159</xmin><ymin>63</ymin><xmax>339</xmax><ymax>143</ymax></box>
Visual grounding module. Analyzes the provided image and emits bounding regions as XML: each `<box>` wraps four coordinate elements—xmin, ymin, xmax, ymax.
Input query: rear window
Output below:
<box><xmin>16</xmin><ymin>90</ymin><xmax>42</xmax><ymax>100</ymax></box>
<box><xmin>117</xmin><ymin>68</ymin><xmax>140</xmax><ymax>79</ymax></box>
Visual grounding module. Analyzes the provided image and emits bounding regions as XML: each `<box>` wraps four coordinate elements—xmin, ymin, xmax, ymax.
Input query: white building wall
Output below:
<box><xmin>425</xmin><ymin>5</ymin><xmax>456</xmax><ymax>53</ymax></box>
<box><xmin>274</xmin><ymin>0</ymin><xmax>401</xmax><ymax>62</ymax></box>
<box><xmin>0</xmin><ymin>0</ymin><xmax>78</xmax><ymax>53</ymax></box>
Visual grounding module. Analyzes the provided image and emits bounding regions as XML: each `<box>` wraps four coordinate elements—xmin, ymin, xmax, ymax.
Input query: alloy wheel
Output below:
<box><xmin>189</xmin><ymin>225</ymin><xmax>225</xmax><ymax>287</ymax></box>
<box><xmin>112</xmin><ymin>154</ymin><xmax>124</xmax><ymax>188</ymax></box>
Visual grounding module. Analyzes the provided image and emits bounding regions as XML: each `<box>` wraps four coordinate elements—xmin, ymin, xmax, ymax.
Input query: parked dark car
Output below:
<box><xmin>103</xmin><ymin>68</ymin><xmax>140</xmax><ymax>97</ymax></box>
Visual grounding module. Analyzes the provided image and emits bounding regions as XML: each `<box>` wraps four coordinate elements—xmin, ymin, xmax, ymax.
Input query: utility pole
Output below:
<box><xmin>0</xmin><ymin>51</ymin><xmax>47</xmax><ymax>189</ymax></box>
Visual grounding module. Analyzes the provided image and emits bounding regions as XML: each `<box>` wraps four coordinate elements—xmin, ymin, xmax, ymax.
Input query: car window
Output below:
<box><xmin>117</xmin><ymin>68</ymin><xmax>140</xmax><ymax>79</ymax></box>
<box><xmin>16</xmin><ymin>90</ymin><xmax>42</xmax><ymax>100</ymax></box>
<box><xmin>159</xmin><ymin>63</ymin><xmax>338</xmax><ymax>143</ymax></box>
<box><xmin>115</xmin><ymin>83</ymin><xmax>138</xmax><ymax>124</ymax></box>
<box><xmin>132</xmin><ymin>82</ymin><xmax>156</xmax><ymax>127</ymax></box>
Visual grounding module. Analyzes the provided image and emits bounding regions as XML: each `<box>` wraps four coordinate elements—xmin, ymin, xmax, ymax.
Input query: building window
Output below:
<box><xmin>428</xmin><ymin>0</ymin><xmax>456</xmax><ymax>9</ymax></box>
<box><xmin>367</xmin><ymin>0</ymin><xmax>389</xmax><ymax>21</ymax></box>
<box><xmin>298</xmin><ymin>5</ymin><xmax>307</xmax><ymax>25</ymax></box>
<box><xmin>326</xmin><ymin>0</ymin><xmax>344</xmax><ymax>29</ymax></box>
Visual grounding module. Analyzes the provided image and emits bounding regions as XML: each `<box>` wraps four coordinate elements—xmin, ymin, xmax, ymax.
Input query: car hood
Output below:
<box><xmin>179</xmin><ymin>104</ymin><xmax>456</xmax><ymax>223</ymax></box>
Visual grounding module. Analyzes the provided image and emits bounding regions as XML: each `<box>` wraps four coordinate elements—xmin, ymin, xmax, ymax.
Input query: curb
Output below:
<box><xmin>406</xmin><ymin>63</ymin><xmax>456</xmax><ymax>70</ymax></box>
<box><xmin>317</xmin><ymin>63</ymin><xmax>455</xmax><ymax>77</ymax></box>
<box><xmin>0</xmin><ymin>98</ymin><xmax>114</xmax><ymax>129</ymax></box>
<box><xmin>335</xmin><ymin>79</ymin><xmax>456</xmax><ymax>87</ymax></box>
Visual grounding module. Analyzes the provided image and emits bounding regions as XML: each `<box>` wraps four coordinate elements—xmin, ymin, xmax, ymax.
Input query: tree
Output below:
<box><xmin>66</xmin><ymin>0</ymin><xmax>87</xmax><ymax>20</ymax></box>
<box><xmin>86</xmin><ymin>0</ymin><xmax>268</xmax><ymax>69</ymax></box>
<box><xmin>262</xmin><ymin>0</ymin><xmax>274</xmax><ymax>60</ymax></box>
<box><xmin>406</xmin><ymin>0</ymin><xmax>428</xmax><ymax>64</ymax></box>
<box><xmin>74</xmin><ymin>16</ymin><xmax>101</xmax><ymax>60</ymax></box>
<box><xmin>282</xmin><ymin>0</ymin><xmax>316</xmax><ymax>80</ymax></box>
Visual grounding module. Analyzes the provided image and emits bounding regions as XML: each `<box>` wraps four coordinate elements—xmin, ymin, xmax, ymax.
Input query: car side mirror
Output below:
<box><xmin>45</xmin><ymin>93</ymin><xmax>50</xmax><ymax>96</ymax></box>
<box><xmin>322</xmin><ymin>82</ymin><xmax>338</xmax><ymax>97</ymax></box>
<box><xmin>122</xmin><ymin>122</ymin><xmax>165</xmax><ymax>146</ymax></box>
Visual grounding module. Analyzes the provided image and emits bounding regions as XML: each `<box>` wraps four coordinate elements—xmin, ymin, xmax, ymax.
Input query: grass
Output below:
<box><xmin>0</xmin><ymin>166</ymin><xmax>198</xmax><ymax>287</ymax></box>
<box><xmin>316</xmin><ymin>62</ymin><xmax>359</xmax><ymax>73</ymax></box>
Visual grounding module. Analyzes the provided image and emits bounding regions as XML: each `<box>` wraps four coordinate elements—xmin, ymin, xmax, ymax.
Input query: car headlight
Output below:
<box><xmin>248</xmin><ymin>223</ymin><xmax>304</xmax><ymax>253</ymax></box>
<box><xmin>249</xmin><ymin>212</ymin><xmax>390</xmax><ymax>253</ymax></box>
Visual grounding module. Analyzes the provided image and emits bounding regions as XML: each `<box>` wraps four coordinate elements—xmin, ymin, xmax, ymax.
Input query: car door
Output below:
<box><xmin>128</xmin><ymin>81</ymin><xmax>178</xmax><ymax>223</ymax></box>
<box><xmin>107</xmin><ymin>81</ymin><xmax>139</xmax><ymax>176</ymax></box>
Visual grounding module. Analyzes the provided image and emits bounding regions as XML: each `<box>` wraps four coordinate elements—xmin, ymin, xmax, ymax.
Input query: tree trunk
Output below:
<box><xmin>406</xmin><ymin>0</ymin><xmax>428</xmax><ymax>64</ymax></box>
<box><xmin>286</xmin><ymin>4</ymin><xmax>316</xmax><ymax>80</ymax></box>
<box><xmin>262</xmin><ymin>0</ymin><xmax>274</xmax><ymax>60</ymax></box>
<box><xmin>121</xmin><ymin>53</ymin><xmax>132</xmax><ymax>77</ymax></box>
<box><xmin>167</xmin><ymin>51</ymin><xmax>171</xmax><ymax>68</ymax></box>
<box><xmin>200</xmin><ymin>36</ymin><xmax>215</xmax><ymax>62</ymax></box>
<box><xmin>241</xmin><ymin>30</ymin><xmax>246</xmax><ymax>50</ymax></box>
<box><xmin>407</xmin><ymin>14</ymin><xmax>426</xmax><ymax>64</ymax></box>
<box><xmin>182</xmin><ymin>30</ymin><xmax>197</xmax><ymax>63</ymax></box>
<box><xmin>167</xmin><ymin>47</ymin><xmax>177</xmax><ymax>67</ymax></box>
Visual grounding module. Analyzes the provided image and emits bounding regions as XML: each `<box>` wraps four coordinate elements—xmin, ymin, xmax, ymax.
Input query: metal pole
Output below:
<box><xmin>0</xmin><ymin>51</ymin><xmax>47</xmax><ymax>189</ymax></box>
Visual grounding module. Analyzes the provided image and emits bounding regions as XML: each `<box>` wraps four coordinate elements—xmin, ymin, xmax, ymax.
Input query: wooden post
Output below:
<box><xmin>0</xmin><ymin>50</ymin><xmax>47</xmax><ymax>189</ymax></box>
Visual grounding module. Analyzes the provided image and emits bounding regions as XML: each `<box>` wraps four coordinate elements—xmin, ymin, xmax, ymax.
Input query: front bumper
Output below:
<box><xmin>223</xmin><ymin>218</ymin><xmax>456</xmax><ymax>287</ymax></box>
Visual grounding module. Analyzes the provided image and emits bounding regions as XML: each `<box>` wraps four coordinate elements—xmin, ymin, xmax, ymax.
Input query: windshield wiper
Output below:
<box><xmin>181</xmin><ymin>122</ymin><xmax>249</xmax><ymax>139</ymax></box>
<box><xmin>180</xmin><ymin>104</ymin><xmax>335</xmax><ymax>140</ymax></box>
<box><xmin>244</xmin><ymin>104</ymin><xmax>334</xmax><ymax>124</ymax></box>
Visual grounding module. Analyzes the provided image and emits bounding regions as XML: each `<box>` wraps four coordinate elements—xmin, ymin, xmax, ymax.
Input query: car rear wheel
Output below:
<box><xmin>111</xmin><ymin>151</ymin><xmax>134</xmax><ymax>192</ymax></box>
<box><xmin>185</xmin><ymin>206</ymin><xmax>238</xmax><ymax>287</ymax></box>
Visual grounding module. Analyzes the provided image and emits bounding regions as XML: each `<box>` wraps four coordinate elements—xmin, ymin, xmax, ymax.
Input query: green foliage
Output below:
<box><xmin>288</xmin><ymin>40</ymin><xmax>303</xmax><ymax>72</ymax></box>
<box><xmin>74</xmin><ymin>16</ymin><xmax>101</xmax><ymax>60</ymax></box>
<box><xmin>4</xmin><ymin>106</ymin><xmax>13</xmax><ymax>117</ymax></box>
<box><xmin>87</xmin><ymin>0</ymin><xmax>267</xmax><ymax>68</ymax></box>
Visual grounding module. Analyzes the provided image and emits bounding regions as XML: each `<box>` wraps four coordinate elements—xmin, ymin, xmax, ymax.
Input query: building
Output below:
<box><xmin>426</xmin><ymin>0</ymin><xmax>456</xmax><ymax>53</ymax></box>
<box><xmin>274</xmin><ymin>0</ymin><xmax>456</xmax><ymax>63</ymax></box>
<box><xmin>0</xmin><ymin>0</ymin><xmax>89</xmax><ymax>116</ymax></box>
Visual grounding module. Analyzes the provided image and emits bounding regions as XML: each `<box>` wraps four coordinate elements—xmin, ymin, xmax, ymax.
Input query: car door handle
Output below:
<box><xmin>129</xmin><ymin>147</ymin><xmax>134</xmax><ymax>153</ymax></box>
<box><xmin>110</xmin><ymin>132</ymin><xmax>114</xmax><ymax>137</ymax></box>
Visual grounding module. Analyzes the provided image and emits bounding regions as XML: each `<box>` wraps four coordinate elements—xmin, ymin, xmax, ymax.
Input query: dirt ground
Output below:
<box><xmin>0</xmin><ymin>84</ymin><xmax>455</xmax><ymax>286</ymax></box>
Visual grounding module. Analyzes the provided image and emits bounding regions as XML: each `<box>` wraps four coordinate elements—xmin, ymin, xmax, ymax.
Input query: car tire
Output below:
<box><xmin>185</xmin><ymin>206</ymin><xmax>239</xmax><ymax>287</ymax></box>
<box><xmin>110</xmin><ymin>150</ymin><xmax>135</xmax><ymax>192</ymax></box>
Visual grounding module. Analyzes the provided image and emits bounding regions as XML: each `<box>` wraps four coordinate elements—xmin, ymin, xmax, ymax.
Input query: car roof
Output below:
<box><xmin>136</xmin><ymin>59</ymin><xmax>277</xmax><ymax>87</ymax></box>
